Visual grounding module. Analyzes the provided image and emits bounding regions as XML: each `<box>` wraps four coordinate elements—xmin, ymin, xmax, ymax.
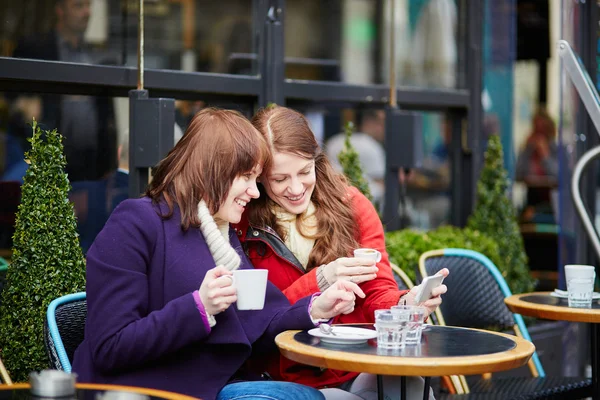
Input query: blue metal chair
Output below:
<box><xmin>44</xmin><ymin>292</ymin><xmax>87</xmax><ymax>372</ymax></box>
<box><xmin>420</xmin><ymin>248</ymin><xmax>591</xmax><ymax>399</ymax></box>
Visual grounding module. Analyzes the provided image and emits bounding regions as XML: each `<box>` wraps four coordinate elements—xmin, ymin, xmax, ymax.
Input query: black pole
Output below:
<box><xmin>260</xmin><ymin>0</ymin><xmax>285</xmax><ymax>107</ymax></box>
<box><xmin>449</xmin><ymin>111</ymin><xmax>465</xmax><ymax>226</ymax></box>
<box><xmin>121</xmin><ymin>0</ymin><xmax>128</xmax><ymax>65</ymax></box>
<box><xmin>128</xmin><ymin>89</ymin><xmax>150</xmax><ymax>198</ymax></box>
<box><xmin>464</xmin><ymin>0</ymin><xmax>484</xmax><ymax>224</ymax></box>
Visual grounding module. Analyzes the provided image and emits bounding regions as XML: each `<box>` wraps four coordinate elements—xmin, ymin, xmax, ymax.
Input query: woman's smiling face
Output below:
<box><xmin>262</xmin><ymin>152</ymin><xmax>316</xmax><ymax>215</ymax></box>
<box><xmin>214</xmin><ymin>165</ymin><xmax>262</xmax><ymax>223</ymax></box>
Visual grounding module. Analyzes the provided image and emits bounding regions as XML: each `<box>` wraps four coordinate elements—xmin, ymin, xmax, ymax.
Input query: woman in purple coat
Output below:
<box><xmin>72</xmin><ymin>108</ymin><xmax>364</xmax><ymax>400</ymax></box>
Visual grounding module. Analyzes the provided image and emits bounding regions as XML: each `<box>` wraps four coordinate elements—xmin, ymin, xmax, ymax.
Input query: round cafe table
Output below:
<box><xmin>276</xmin><ymin>324</ymin><xmax>535</xmax><ymax>400</ymax></box>
<box><xmin>0</xmin><ymin>383</ymin><xmax>198</xmax><ymax>400</ymax></box>
<box><xmin>505</xmin><ymin>291</ymin><xmax>600</xmax><ymax>399</ymax></box>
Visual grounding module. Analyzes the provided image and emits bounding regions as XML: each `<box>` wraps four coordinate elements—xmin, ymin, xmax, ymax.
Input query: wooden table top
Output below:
<box><xmin>275</xmin><ymin>325</ymin><xmax>534</xmax><ymax>377</ymax></box>
<box><xmin>505</xmin><ymin>292</ymin><xmax>600</xmax><ymax>324</ymax></box>
<box><xmin>0</xmin><ymin>383</ymin><xmax>198</xmax><ymax>400</ymax></box>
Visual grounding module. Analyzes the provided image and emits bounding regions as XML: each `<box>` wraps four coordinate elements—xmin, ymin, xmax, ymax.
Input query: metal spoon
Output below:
<box><xmin>319</xmin><ymin>324</ymin><xmax>337</xmax><ymax>336</ymax></box>
<box><xmin>319</xmin><ymin>324</ymin><xmax>375</xmax><ymax>338</ymax></box>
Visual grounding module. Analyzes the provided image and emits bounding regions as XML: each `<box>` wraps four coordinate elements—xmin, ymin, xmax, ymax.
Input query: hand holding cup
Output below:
<box><xmin>198</xmin><ymin>265</ymin><xmax>237</xmax><ymax>315</ymax></box>
<box><xmin>321</xmin><ymin>251</ymin><xmax>380</xmax><ymax>286</ymax></box>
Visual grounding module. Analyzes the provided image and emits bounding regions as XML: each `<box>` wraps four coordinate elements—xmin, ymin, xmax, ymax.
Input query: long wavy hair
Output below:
<box><xmin>249</xmin><ymin>106</ymin><xmax>359</xmax><ymax>270</ymax></box>
<box><xmin>146</xmin><ymin>107</ymin><xmax>269</xmax><ymax>230</ymax></box>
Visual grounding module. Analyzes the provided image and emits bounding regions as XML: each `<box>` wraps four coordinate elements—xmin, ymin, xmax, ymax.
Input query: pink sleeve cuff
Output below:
<box><xmin>308</xmin><ymin>293</ymin><xmax>333</xmax><ymax>326</ymax></box>
<box><xmin>193</xmin><ymin>290</ymin><xmax>212</xmax><ymax>332</ymax></box>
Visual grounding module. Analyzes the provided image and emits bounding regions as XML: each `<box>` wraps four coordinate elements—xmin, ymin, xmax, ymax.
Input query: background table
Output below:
<box><xmin>505</xmin><ymin>292</ymin><xmax>600</xmax><ymax>399</ymax></box>
<box><xmin>0</xmin><ymin>383</ymin><xmax>198</xmax><ymax>400</ymax></box>
<box><xmin>276</xmin><ymin>325</ymin><xmax>534</xmax><ymax>399</ymax></box>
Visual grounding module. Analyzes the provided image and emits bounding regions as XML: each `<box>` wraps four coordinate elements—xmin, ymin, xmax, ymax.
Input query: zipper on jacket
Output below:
<box><xmin>246</xmin><ymin>226</ymin><xmax>306</xmax><ymax>275</ymax></box>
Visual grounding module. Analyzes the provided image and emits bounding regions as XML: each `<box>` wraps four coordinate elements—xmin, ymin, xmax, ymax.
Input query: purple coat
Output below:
<box><xmin>72</xmin><ymin>198</ymin><xmax>315</xmax><ymax>399</ymax></box>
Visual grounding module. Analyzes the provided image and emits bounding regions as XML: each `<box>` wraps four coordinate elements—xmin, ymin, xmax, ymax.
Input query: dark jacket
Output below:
<box><xmin>72</xmin><ymin>198</ymin><xmax>316</xmax><ymax>399</ymax></box>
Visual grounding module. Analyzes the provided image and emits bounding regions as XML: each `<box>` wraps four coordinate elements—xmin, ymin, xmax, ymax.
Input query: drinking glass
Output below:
<box><xmin>391</xmin><ymin>305</ymin><xmax>427</xmax><ymax>345</ymax></box>
<box><xmin>567</xmin><ymin>277</ymin><xmax>594</xmax><ymax>308</ymax></box>
<box><xmin>374</xmin><ymin>309</ymin><xmax>406</xmax><ymax>349</ymax></box>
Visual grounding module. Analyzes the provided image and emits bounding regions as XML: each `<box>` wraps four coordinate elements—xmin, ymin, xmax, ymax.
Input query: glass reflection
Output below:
<box><xmin>3</xmin><ymin>0</ymin><xmax>257</xmax><ymax>74</ymax></box>
<box><xmin>1</xmin><ymin>90</ymin><xmax>118</xmax><ymax>253</ymax></box>
<box><xmin>318</xmin><ymin>107</ymin><xmax>451</xmax><ymax>228</ymax></box>
<box><xmin>285</xmin><ymin>0</ymin><xmax>460</xmax><ymax>87</ymax></box>
<box><xmin>0</xmin><ymin>96</ymin><xmax>254</xmax><ymax>255</ymax></box>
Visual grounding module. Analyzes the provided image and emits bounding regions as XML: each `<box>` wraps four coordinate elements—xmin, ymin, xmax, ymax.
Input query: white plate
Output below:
<box><xmin>551</xmin><ymin>290</ymin><xmax>600</xmax><ymax>300</ymax></box>
<box><xmin>308</xmin><ymin>326</ymin><xmax>377</xmax><ymax>345</ymax></box>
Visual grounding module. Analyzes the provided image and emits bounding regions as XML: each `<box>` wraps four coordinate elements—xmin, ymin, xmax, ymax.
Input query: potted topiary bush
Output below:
<box><xmin>0</xmin><ymin>121</ymin><xmax>86</xmax><ymax>381</ymax></box>
<box><xmin>467</xmin><ymin>134</ymin><xmax>535</xmax><ymax>294</ymax></box>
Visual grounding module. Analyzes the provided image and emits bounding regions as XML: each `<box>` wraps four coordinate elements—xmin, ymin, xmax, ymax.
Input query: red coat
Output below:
<box><xmin>234</xmin><ymin>186</ymin><xmax>409</xmax><ymax>388</ymax></box>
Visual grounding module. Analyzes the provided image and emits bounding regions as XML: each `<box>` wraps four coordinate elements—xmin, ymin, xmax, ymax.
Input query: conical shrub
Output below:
<box><xmin>0</xmin><ymin>121</ymin><xmax>85</xmax><ymax>381</ymax></box>
<box><xmin>467</xmin><ymin>134</ymin><xmax>534</xmax><ymax>294</ymax></box>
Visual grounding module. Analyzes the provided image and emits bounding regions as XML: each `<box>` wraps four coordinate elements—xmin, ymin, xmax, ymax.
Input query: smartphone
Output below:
<box><xmin>414</xmin><ymin>273</ymin><xmax>445</xmax><ymax>303</ymax></box>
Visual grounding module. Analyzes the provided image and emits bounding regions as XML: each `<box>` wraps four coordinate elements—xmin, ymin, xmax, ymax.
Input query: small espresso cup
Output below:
<box><xmin>232</xmin><ymin>269</ymin><xmax>269</xmax><ymax>310</ymax></box>
<box><xmin>354</xmin><ymin>248</ymin><xmax>382</xmax><ymax>263</ymax></box>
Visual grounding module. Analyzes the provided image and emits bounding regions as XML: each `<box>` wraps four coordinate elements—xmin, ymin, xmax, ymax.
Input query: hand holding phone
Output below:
<box><xmin>414</xmin><ymin>272</ymin><xmax>445</xmax><ymax>304</ymax></box>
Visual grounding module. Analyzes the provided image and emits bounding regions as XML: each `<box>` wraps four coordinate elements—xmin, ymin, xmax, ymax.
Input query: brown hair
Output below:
<box><xmin>532</xmin><ymin>107</ymin><xmax>557</xmax><ymax>140</ymax></box>
<box><xmin>249</xmin><ymin>105</ymin><xmax>359</xmax><ymax>270</ymax></box>
<box><xmin>146</xmin><ymin>107</ymin><xmax>269</xmax><ymax>230</ymax></box>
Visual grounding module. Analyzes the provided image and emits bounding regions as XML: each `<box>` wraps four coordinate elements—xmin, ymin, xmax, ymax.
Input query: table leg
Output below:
<box><xmin>592</xmin><ymin>324</ymin><xmax>599</xmax><ymax>400</ymax></box>
<box><xmin>401</xmin><ymin>376</ymin><xmax>406</xmax><ymax>400</ymax></box>
<box><xmin>377</xmin><ymin>375</ymin><xmax>384</xmax><ymax>400</ymax></box>
<box><xmin>422</xmin><ymin>377</ymin><xmax>431</xmax><ymax>400</ymax></box>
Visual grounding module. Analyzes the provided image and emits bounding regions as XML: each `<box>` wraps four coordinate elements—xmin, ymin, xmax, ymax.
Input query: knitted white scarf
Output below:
<box><xmin>197</xmin><ymin>200</ymin><xmax>241</xmax><ymax>271</ymax></box>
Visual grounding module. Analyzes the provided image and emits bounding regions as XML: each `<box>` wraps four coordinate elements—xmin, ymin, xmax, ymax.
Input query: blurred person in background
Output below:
<box><xmin>11</xmin><ymin>0</ymin><xmax>116</xmax><ymax>182</ymax></box>
<box><xmin>400</xmin><ymin>117</ymin><xmax>452</xmax><ymax>229</ymax></box>
<box><xmin>516</xmin><ymin>108</ymin><xmax>558</xmax><ymax>183</ymax></box>
<box><xmin>515</xmin><ymin>108</ymin><xmax>558</xmax><ymax>221</ymax></box>
<box><xmin>325</xmin><ymin>109</ymin><xmax>386</xmax><ymax>208</ymax></box>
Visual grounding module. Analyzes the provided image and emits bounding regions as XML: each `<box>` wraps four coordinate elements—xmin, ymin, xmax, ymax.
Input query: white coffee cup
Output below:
<box><xmin>565</xmin><ymin>265</ymin><xmax>596</xmax><ymax>280</ymax></box>
<box><xmin>232</xmin><ymin>269</ymin><xmax>268</xmax><ymax>310</ymax></box>
<box><xmin>354</xmin><ymin>248</ymin><xmax>382</xmax><ymax>263</ymax></box>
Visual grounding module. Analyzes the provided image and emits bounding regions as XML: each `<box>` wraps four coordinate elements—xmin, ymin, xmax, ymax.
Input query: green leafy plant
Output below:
<box><xmin>338</xmin><ymin>121</ymin><xmax>373</xmax><ymax>201</ymax></box>
<box><xmin>467</xmin><ymin>134</ymin><xmax>534</xmax><ymax>294</ymax></box>
<box><xmin>0</xmin><ymin>121</ymin><xmax>86</xmax><ymax>381</ymax></box>
<box><xmin>385</xmin><ymin>225</ymin><xmax>502</xmax><ymax>282</ymax></box>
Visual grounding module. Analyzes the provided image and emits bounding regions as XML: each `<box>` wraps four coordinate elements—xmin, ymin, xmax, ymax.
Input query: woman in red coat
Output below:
<box><xmin>234</xmin><ymin>105</ymin><xmax>448</xmax><ymax>399</ymax></box>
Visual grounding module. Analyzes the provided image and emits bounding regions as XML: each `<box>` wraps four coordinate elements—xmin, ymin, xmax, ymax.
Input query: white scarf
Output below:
<box><xmin>197</xmin><ymin>200</ymin><xmax>241</xmax><ymax>272</ymax></box>
<box><xmin>272</xmin><ymin>201</ymin><xmax>318</xmax><ymax>269</ymax></box>
<box><xmin>196</xmin><ymin>200</ymin><xmax>242</xmax><ymax>328</ymax></box>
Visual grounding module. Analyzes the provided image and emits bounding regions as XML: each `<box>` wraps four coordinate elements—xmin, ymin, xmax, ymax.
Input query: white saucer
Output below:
<box><xmin>551</xmin><ymin>290</ymin><xmax>600</xmax><ymax>300</ymax></box>
<box><xmin>308</xmin><ymin>326</ymin><xmax>377</xmax><ymax>345</ymax></box>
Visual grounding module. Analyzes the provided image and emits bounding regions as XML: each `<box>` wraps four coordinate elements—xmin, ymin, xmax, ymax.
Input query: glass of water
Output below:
<box><xmin>567</xmin><ymin>277</ymin><xmax>594</xmax><ymax>308</ymax></box>
<box><xmin>375</xmin><ymin>309</ymin><xmax>406</xmax><ymax>349</ymax></box>
<box><xmin>391</xmin><ymin>305</ymin><xmax>427</xmax><ymax>345</ymax></box>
